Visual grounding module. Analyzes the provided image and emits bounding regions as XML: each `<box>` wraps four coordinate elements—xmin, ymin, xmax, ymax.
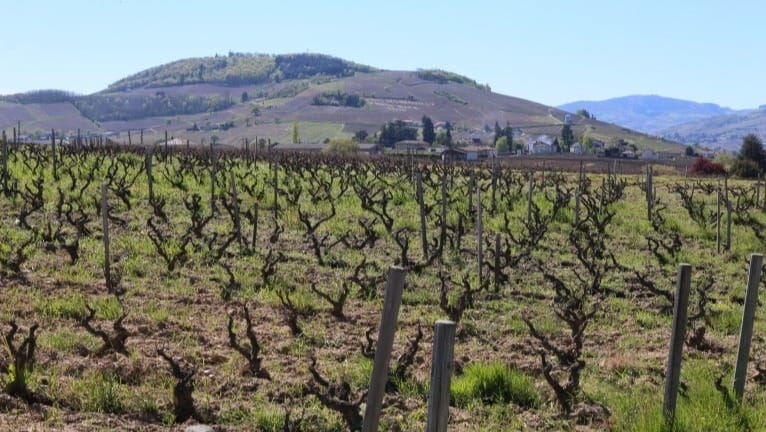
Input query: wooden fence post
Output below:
<box><xmin>127</xmin><ymin>130</ymin><xmax>132</xmax><ymax>146</ymax></box>
<box><xmin>494</xmin><ymin>233</ymin><xmax>501</xmax><ymax>293</ymax></box>
<box><xmin>211</xmin><ymin>145</ymin><xmax>218</xmax><ymax>212</ymax></box>
<box><xmin>417</xmin><ymin>171</ymin><xmax>428</xmax><ymax>259</ymax></box>
<box><xmin>145</xmin><ymin>150</ymin><xmax>154</xmax><ymax>202</ymax></box>
<box><xmin>756</xmin><ymin>174</ymin><xmax>761</xmax><ymax>209</ymax></box>
<box><xmin>51</xmin><ymin>129</ymin><xmax>58</xmax><ymax>180</ymax></box>
<box><xmin>101</xmin><ymin>184</ymin><xmax>112</xmax><ymax>294</ymax></box>
<box><xmin>230</xmin><ymin>171</ymin><xmax>242</xmax><ymax>246</ymax></box>
<box><xmin>476</xmin><ymin>189</ymin><xmax>483</xmax><ymax>285</ymax></box>
<box><xmin>362</xmin><ymin>266</ymin><xmax>405</xmax><ymax>432</ymax></box>
<box><xmin>716</xmin><ymin>179</ymin><xmax>721</xmax><ymax>254</ymax></box>
<box><xmin>725</xmin><ymin>177</ymin><xmax>731</xmax><ymax>251</ymax></box>
<box><xmin>527</xmin><ymin>171</ymin><xmax>534</xmax><ymax>226</ymax></box>
<box><xmin>733</xmin><ymin>253</ymin><xmax>764</xmax><ymax>399</ymax></box>
<box><xmin>1</xmin><ymin>130</ymin><xmax>7</xmax><ymax>190</ymax></box>
<box><xmin>440</xmin><ymin>169</ymin><xmax>447</xmax><ymax>253</ymax></box>
<box><xmin>426</xmin><ymin>320</ymin><xmax>457</xmax><ymax>432</ymax></box>
<box><xmin>663</xmin><ymin>263</ymin><xmax>692</xmax><ymax>424</ymax></box>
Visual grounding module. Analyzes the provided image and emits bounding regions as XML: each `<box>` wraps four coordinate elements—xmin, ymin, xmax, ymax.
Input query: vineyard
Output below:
<box><xmin>0</xmin><ymin>139</ymin><xmax>765</xmax><ymax>431</ymax></box>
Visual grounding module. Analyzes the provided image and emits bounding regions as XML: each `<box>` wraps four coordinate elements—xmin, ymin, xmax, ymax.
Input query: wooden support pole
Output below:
<box><xmin>164</xmin><ymin>130</ymin><xmax>168</xmax><ymax>154</ymax></box>
<box><xmin>733</xmin><ymin>253</ymin><xmax>764</xmax><ymax>399</ymax></box>
<box><xmin>251</xmin><ymin>203</ymin><xmax>259</xmax><ymax>249</ymax></box>
<box><xmin>756</xmin><ymin>174</ymin><xmax>761</xmax><ymax>209</ymax></box>
<box><xmin>417</xmin><ymin>171</ymin><xmax>428</xmax><ymax>259</ymax></box>
<box><xmin>1</xmin><ymin>130</ymin><xmax>7</xmax><ymax>189</ymax></box>
<box><xmin>230</xmin><ymin>171</ymin><xmax>242</xmax><ymax>245</ymax></box>
<box><xmin>476</xmin><ymin>189</ymin><xmax>483</xmax><ymax>285</ymax></box>
<box><xmin>272</xmin><ymin>160</ymin><xmax>278</xmax><ymax>221</ymax></box>
<box><xmin>145</xmin><ymin>150</ymin><xmax>153</xmax><ymax>202</ymax></box>
<box><xmin>140</xmin><ymin>128</ymin><xmax>143</xmax><ymax>146</ymax></box>
<box><xmin>663</xmin><ymin>263</ymin><xmax>692</xmax><ymax>424</ymax></box>
<box><xmin>51</xmin><ymin>129</ymin><xmax>57</xmax><ymax>180</ymax></box>
<box><xmin>527</xmin><ymin>171</ymin><xmax>534</xmax><ymax>226</ymax></box>
<box><xmin>425</xmin><ymin>320</ymin><xmax>456</xmax><ymax>432</ymax></box>
<box><xmin>440</xmin><ymin>169</ymin><xmax>447</xmax><ymax>254</ymax></box>
<box><xmin>211</xmin><ymin>144</ymin><xmax>218</xmax><ymax>212</ymax></box>
<box><xmin>128</xmin><ymin>130</ymin><xmax>132</xmax><ymax>146</ymax></box>
<box><xmin>362</xmin><ymin>267</ymin><xmax>405</xmax><ymax>432</ymax></box>
<box><xmin>101</xmin><ymin>184</ymin><xmax>112</xmax><ymax>294</ymax></box>
<box><xmin>493</xmin><ymin>233</ymin><xmax>501</xmax><ymax>293</ymax></box>
<box><xmin>716</xmin><ymin>179</ymin><xmax>721</xmax><ymax>254</ymax></box>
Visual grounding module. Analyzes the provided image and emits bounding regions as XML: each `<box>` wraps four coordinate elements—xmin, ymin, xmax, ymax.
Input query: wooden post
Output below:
<box><xmin>128</xmin><ymin>130</ymin><xmax>132</xmax><ymax>146</ymax></box>
<box><xmin>101</xmin><ymin>184</ymin><xmax>112</xmax><ymax>294</ymax></box>
<box><xmin>756</xmin><ymin>174</ymin><xmax>761</xmax><ymax>209</ymax></box>
<box><xmin>493</xmin><ymin>233</ymin><xmax>501</xmax><ymax>293</ymax></box>
<box><xmin>468</xmin><ymin>170</ymin><xmax>474</xmax><ymax>215</ymax></box>
<box><xmin>362</xmin><ymin>267</ymin><xmax>405</xmax><ymax>432</ymax></box>
<box><xmin>716</xmin><ymin>179</ymin><xmax>721</xmax><ymax>254</ymax></box>
<box><xmin>51</xmin><ymin>129</ymin><xmax>58</xmax><ymax>180</ymax></box>
<box><xmin>425</xmin><ymin>320</ymin><xmax>456</xmax><ymax>432</ymax></box>
<box><xmin>140</xmin><ymin>128</ymin><xmax>143</xmax><ymax>146</ymax></box>
<box><xmin>646</xmin><ymin>165</ymin><xmax>653</xmax><ymax>220</ymax></box>
<box><xmin>440</xmin><ymin>169</ymin><xmax>447</xmax><ymax>253</ymax></box>
<box><xmin>726</xmin><ymin>200</ymin><xmax>732</xmax><ymax>252</ymax></box>
<box><xmin>251</xmin><ymin>203</ymin><xmax>259</xmax><ymax>249</ymax></box>
<box><xmin>476</xmin><ymin>189</ymin><xmax>483</xmax><ymax>285</ymax></box>
<box><xmin>272</xmin><ymin>160</ymin><xmax>278</xmax><ymax>221</ymax></box>
<box><xmin>733</xmin><ymin>253</ymin><xmax>764</xmax><ymax>399</ymax></box>
<box><xmin>1</xmin><ymin>130</ymin><xmax>7</xmax><ymax>190</ymax></box>
<box><xmin>417</xmin><ymin>171</ymin><xmax>428</xmax><ymax>259</ymax></box>
<box><xmin>574</xmin><ymin>191</ymin><xmax>581</xmax><ymax>225</ymax></box>
<box><xmin>230</xmin><ymin>171</ymin><xmax>242</xmax><ymax>246</ymax></box>
<box><xmin>164</xmin><ymin>130</ymin><xmax>168</xmax><ymax>154</ymax></box>
<box><xmin>145</xmin><ymin>150</ymin><xmax>153</xmax><ymax>202</ymax></box>
<box><xmin>211</xmin><ymin>145</ymin><xmax>218</xmax><ymax>212</ymax></box>
<box><xmin>527</xmin><ymin>171</ymin><xmax>534</xmax><ymax>226</ymax></box>
<box><xmin>491</xmin><ymin>156</ymin><xmax>497</xmax><ymax>211</ymax></box>
<box><xmin>663</xmin><ymin>263</ymin><xmax>692</xmax><ymax>424</ymax></box>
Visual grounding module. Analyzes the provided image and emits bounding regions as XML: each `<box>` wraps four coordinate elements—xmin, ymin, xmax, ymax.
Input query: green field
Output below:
<box><xmin>0</xmin><ymin>143</ymin><xmax>764</xmax><ymax>431</ymax></box>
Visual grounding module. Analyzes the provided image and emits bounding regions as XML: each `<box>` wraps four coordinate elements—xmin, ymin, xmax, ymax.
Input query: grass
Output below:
<box><xmin>451</xmin><ymin>362</ymin><xmax>540</xmax><ymax>408</ymax></box>
<box><xmin>0</xmin><ymin>144</ymin><xmax>764</xmax><ymax>430</ymax></box>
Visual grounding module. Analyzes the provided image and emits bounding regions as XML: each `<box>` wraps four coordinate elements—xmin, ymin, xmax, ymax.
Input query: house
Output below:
<box><xmin>570</xmin><ymin>142</ymin><xmax>584</xmax><ymax>155</ymax></box>
<box><xmin>640</xmin><ymin>149</ymin><xmax>659</xmax><ymax>160</ymax></box>
<box><xmin>530</xmin><ymin>142</ymin><xmax>553</xmax><ymax>154</ymax></box>
<box><xmin>442</xmin><ymin>145</ymin><xmax>495</xmax><ymax>161</ymax></box>
<box><xmin>271</xmin><ymin>142</ymin><xmax>380</xmax><ymax>155</ymax></box>
<box><xmin>394</xmin><ymin>140</ymin><xmax>429</xmax><ymax>152</ymax></box>
<box><xmin>621</xmin><ymin>150</ymin><xmax>637</xmax><ymax>159</ymax></box>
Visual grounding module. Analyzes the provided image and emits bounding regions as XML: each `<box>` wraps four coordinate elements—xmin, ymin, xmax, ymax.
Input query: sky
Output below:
<box><xmin>2</xmin><ymin>0</ymin><xmax>765</xmax><ymax>109</ymax></box>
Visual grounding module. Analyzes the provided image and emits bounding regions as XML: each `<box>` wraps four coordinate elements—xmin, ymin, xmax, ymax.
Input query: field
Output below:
<box><xmin>0</xmin><ymin>141</ymin><xmax>765</xmax><ymax>431</ymax></box>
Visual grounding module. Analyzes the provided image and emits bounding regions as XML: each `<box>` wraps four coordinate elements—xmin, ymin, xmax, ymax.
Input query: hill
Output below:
<box><xmin>558</xmin><ymin>95</ymin><xmax>738</xmax><ymax>134</ymax></box>
<box><xmin>660</xmin><ymin>108</ymin><xmax>766</xmax><ymax>151</ymax></box>
<box><xmin>0</xmin><ymin>53</ymin><xmax>681</xmax><ymax>152</ymax></box>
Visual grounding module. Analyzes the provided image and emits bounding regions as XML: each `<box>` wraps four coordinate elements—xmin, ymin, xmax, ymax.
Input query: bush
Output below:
<box><xmin>690</xmin><ymin>157</ymin><xmax>727</xmax><ymax>176</ymax></box>
<box><xmin>731</xmin><ymin>158</ymin><xmax>762</xmax><ymax>178</ymax></box>
<box><xmin>451</xmin><ymin>362</ymin><xmax>539</xmax><ymax>408</ymax></box>
<box><xmin>323</xmin><ymin>139</ymin><xmax>359</xmax><ymax>153</ymax></box>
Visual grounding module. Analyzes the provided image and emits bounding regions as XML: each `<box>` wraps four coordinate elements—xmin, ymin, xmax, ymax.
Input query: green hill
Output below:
<box><xmin>0</xmin><ymin>53</ymin><xmax>682</xmax><ymax>153</ymax></box>
<box><xmin>106</xmin><ymin>53</ymin><xmax>377</xmax><ymax>91</ymax></box>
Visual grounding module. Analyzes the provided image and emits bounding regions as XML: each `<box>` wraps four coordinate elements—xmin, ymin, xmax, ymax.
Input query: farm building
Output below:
<box><xmin>394</xmin><ymin>140</ymin><xmax>430</xmax><ymax>152</ymax></box>
<box><xmin>442</xmin><ymin>145</ymin><xmax>495</xmax><ymax>161</ymax></box>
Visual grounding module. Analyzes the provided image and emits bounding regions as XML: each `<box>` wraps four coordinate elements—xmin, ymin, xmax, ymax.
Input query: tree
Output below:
<box><xmin>378</xmin><ymin>120</ymin><xmax>417</xmax><ymax>147</ymax></box>
<box><xmin>422</xmin><ymin>116</ymin><xmax>435</xmax><ymax>144</ymax></box>
<box><xmin>291</xmin><ymin>122</ymin><xmax>300</xmax><ymax>144</ymax></box>
<box><xmin>494</xmin><ymin>121</ymin><xmax>502</xmax><ymax>144</ymax></box>
<box><xmin>575</xmin><ymin>108</ymin><xmax>592</xmax><ymax>119</ymax></box>
<box><xmin>210</xmin><ymin>135</ymin><xmax>220</xmax><ymax>145</ymax></box>
<box><xmin>685</xmin><ymin>145</ymin><xmax>696</xmax><ymax>157</ymax></box>
<box><xmin>495</xmin><ymin>136</ymin><xmax>509</xmax><ymax>153</ymax></box>
<box><xmin>444</xmin><ymin>121</ymin><xmax>453</xmax><ymax>147</ymax></box>
<box><xmin>241</xmin><ymin>92</ymin><xmax>249</xmax><ymax>103</ymax></box>
<box><xmin>323</xmin><ymin>138</ymin><xmax>359</xmax><ymax>153</ymax></box>
<box><xmin>560</xmin><ymin>124</ymin><xmax>575</xmax><ymax>152</ymax></box>
<box><xmin>739</xmin><ymin>134</ymin><xmax>765</xmax><ymax>171</ymax></box>
<box><xmin>353</xmin><ymin>130</ymin><xmax>368</xmax><ymax>143</ymax></box>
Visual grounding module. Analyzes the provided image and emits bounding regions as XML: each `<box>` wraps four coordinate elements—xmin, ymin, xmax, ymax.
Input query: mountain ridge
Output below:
<box><xmin>0</xmin><ymin>53</ymin><xmax>681</xmax><ymax>152</ymax></box>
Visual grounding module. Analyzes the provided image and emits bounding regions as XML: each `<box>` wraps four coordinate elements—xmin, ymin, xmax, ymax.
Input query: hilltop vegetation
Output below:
<box><xmin>106</xmin><ymin>53</ymin><xmax>377</xmax><ymax>91</ymax></box>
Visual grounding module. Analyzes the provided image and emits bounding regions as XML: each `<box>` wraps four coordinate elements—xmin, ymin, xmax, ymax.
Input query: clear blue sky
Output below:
<box><xmin>2</xmin><ymin>0</ymin><xmax>765</xmax><ymax>109</ymax></box>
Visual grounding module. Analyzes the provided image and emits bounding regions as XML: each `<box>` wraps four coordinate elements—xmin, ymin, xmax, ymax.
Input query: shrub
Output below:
<box><xmin>731</xmin><ymin>158</ymin><xmax>762</xmax><ymax>178</ymax></box>
<box><xmin>690</xmin><ymin>157</ymin><xmax>727</xmax><ymax>176</ymax></box>
<box><xmin>451</xmin><ymin>362</ymin><xmax>539</xmax><ymax>408</ymax></box>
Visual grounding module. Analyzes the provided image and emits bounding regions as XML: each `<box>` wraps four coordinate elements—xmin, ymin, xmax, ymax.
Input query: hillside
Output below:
<box><xmin>0</xmin><ymin>53</ymin><xmax>681</xmax><ymax>152</ymax></box>
<box><xmin>558</xmin><ymin>95</ymin><xmax>738</xmax><ymax>134</ymax></box>
<box><xmin>660</xmin><ymin>108</ymin><xmax>766</xmax><ymax>151</ymax></box>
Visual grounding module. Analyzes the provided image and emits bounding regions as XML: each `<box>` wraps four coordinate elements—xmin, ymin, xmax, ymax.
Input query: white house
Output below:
<box><xmin>640</xmin><ymin>149</ymin><xmax>659</xmax><ymax>160</ymax></box>
<box><xmin>570</xmin><ymin>142</ymin><xmax>584</xmax><ymax>155</ymax></box>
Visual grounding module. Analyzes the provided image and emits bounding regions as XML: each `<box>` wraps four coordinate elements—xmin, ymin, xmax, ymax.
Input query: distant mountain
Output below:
<box><xmin>0</xmin><ymin>53</ymin><xmax>681</xmax><ymax>152</ymax></box>
<box><xmin>558</xmin><ymin>95</ymin><xmax>739</xmax><ymax>134</ymax></box>
<box><xmin>660</xmin><ymin>108</ymin><xmax>766</xmax><ymax>151</ymax></box>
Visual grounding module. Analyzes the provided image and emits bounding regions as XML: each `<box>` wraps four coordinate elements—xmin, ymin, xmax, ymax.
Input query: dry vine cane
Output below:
<box><xmin>304</xmin><ymin>355</ymin><xmax>366</xmax><ymax>431</ymax></box>
<box><xmin>156</xmin><ymin>348</ymin><xmax>202</xmax><ymax>423</ymax></box>
<box><xmin>227</xmin><ymin>304</ymin><xmax>270</xmax><ymax>379</ymax></box>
